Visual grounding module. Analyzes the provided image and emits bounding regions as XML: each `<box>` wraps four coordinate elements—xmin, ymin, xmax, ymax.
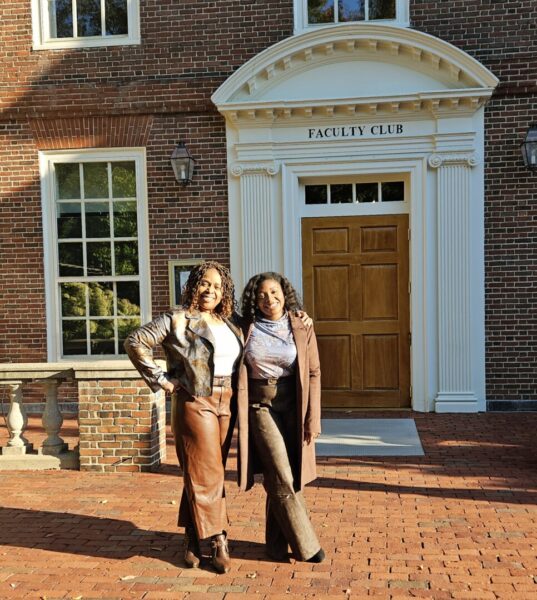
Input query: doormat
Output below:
<box><xmin>315</xmin><ymin>418</ymin><xmax>424</xmax><ymax>457</ymax></box>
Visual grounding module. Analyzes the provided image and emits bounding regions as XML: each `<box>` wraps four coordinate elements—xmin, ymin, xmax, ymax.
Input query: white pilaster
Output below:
<box><xmin>429</xmin><ymin>153</ymin><xmax>479</xmax><ymax>412</ymax></box>
<box><xmin>230</xmin><ymin>163</ymin><xmax>280</xmax><ymax>282</ymax></box>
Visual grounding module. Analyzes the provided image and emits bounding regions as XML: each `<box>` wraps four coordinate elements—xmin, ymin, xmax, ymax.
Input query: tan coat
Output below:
<box><xmin>237</xmin><ymin>312</ymin><xmax>321</xmax><ymax>492</ymax></box>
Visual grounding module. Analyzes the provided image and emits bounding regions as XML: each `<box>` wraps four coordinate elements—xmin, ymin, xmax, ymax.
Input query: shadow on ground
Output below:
<box><xmin>0</xmin><ymin>506</ymin><xmax>267</xmax><ymax>569</ymax></box>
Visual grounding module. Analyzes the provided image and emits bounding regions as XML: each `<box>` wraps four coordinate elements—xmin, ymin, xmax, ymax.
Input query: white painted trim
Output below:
<box><xmin>31</xmin><ymin>0</ymin><xmax>140</xmax><ymax>50</ymax></box>
<box><xmin>217</xmin><ymin>25</ymin><xmax>494</xmax><ymax>413</ymax></box>
<box><xmin>39</xmin><ymin>148</ymin><xmax>150</xmax><ymax>362</ymax></box>
<box><xmin>212</xmin><ymin>24</ymin><xmax>499</xmax><ymax>109</ymax></box>
<box><xmin>281</xmin><ymin>156</ymin><xmax>428</xmax><ymax>413</ymax></box>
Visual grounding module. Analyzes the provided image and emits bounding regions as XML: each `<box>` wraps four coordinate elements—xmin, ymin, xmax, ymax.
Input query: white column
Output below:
<box><xmin>41</xmin><ymin>379</ymin><xmax>68</xmax><ymax>455</ymax></box>
<box><xmin>2</xmin><ymin>383</ymin><xmax>34</xmax><ymax>455</ymax></box>
<box><xmin>429</xmin><ymin>153</ymin><xmax>479</xmax><ymax>412</ymax></box>
<box><xmin>231</xmin><ymin>163</ymin><xmax>279</xmax><ymax>282</ymax></box>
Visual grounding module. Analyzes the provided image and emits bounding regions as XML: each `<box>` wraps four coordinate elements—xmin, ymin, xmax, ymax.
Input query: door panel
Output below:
<box><xmin>302</xmin><ymin>214</ymin><xmax>410</xmax><ymax>408</ymax></box>
<box><xmin>313</xmin><ymin>266</ymin><xmax>350</xmax><ymax>320</ymax></box>
<box><xmin>317</xmin><ymin>336</ymin><xmax>351</xmax><ymax>389</ymax></box>
<box><xmin>362</xmin><ymin>264</ymin><xmax>399</xmax><ymax>320</ymax></box>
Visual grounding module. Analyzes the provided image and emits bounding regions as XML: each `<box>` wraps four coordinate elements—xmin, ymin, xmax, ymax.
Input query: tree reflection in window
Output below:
<box><xmin>308</xmin><ymin>0</ymin><xmax>395</xmax><ymax>23</ymax></box>
<box><xmin>55</xmin><ymin>159</ymin><xmax>140</xmax><ymax>356</ymax></box>
<box><xmin>45</xmin><ymin>0</ymin><xmax>128</xmax><ymax>39</ymax></box>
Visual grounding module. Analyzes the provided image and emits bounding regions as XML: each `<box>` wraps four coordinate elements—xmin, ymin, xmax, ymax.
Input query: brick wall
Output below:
<box><xmin>0</xmin><ymin>1</ymin><xmax>535</xmax><ymax>402</ymax></box>
<box><xmin>411</xmin><ymin>0</ymin><xmax>537</xmax><ymax>401</ymax></box>
<box><xmin>0</xmin><ymin>1</ymin><xmax>293</xmax><ymax>372</ymax></box>
<box><xmin>78</xmin><ymin>378</ymin><xmax>166</xmax><ymax>472</ymax></box>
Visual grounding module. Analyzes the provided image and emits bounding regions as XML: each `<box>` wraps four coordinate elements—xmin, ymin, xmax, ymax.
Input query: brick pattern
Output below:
<box><xmin>78</xmin><ymin>379</ymin><xmax>166</xmax><ymax>472</ymax></box>
<box><xmin>29</xmin><ymin>115</ymin><xmax>154</xmax><ymax>150</ymax></box>
<box><xmin>0</xmin><ymin>120</ymin><xmax>47</xmax><ymax>364</ymax></box>
<box><xmin>411</xmin><ymin>0</ymin><xmax>537</xmax><ymax>400</ymax></box>
<box><xmin>0</xmin><ymin>1</ymin><xmax>536</xmax><ymax>400</ymax></box>
<box><xmin>484</xmin><ymin>98</ymin><xmax>537</xmax><ymax>400</ymax></box>
<box><xmin>0</xmin><ymin>1</ymin><xmax>294</xmax><ymax>118</ymax></box>
<box><xmin>0</xmin><ymin>411</ymin><xmax>537</xmax><ymax>597</ymax></box>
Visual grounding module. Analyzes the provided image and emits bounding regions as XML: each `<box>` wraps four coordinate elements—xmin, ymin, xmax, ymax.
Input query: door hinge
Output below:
<box><xmin>408</xmin><ymin>280</ymin><xmax>411</xmax><ymax>295</ymax></box>
<box><xmin>408</xmin><ymin>332</ymin><xmax>412</xmax><ymax>345</ymax></box>
<box><xmin>409</xmin><ymin>385</ymin><xmax>413</xmax><ymax>399</ymax></box>
<box><xmin>408</xmin><ymin>228</ymin><xmax>411</xmax><ymax>241</ymax></box>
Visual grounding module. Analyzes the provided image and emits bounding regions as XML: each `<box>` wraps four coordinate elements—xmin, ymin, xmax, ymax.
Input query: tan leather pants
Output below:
<box><xmin>172</xmin><ymin>385</ymin><xmax>234</xmax><ymax>540</ymax></box>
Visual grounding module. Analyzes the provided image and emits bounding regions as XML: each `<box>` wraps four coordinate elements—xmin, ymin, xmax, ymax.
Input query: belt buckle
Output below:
<box><xmin>267</xmin><ymin>377</ymin><xmax>278</xmax><ymax>385</ymax></box>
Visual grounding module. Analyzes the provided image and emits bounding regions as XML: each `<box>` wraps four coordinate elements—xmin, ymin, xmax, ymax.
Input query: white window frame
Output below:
<box><xmin>39</xmin><ymin>148</ymin><xmax>151</xmax><ymax>362</ymax></box>
<box><xmin>31</xmin><ymin>0</ymin><xmax>140</xmax><ymax>50</ymax></box>
<box><xmin>294</xmin><ymin>0</ymin><xmax>409</xmax><ymax>33</ymax></box>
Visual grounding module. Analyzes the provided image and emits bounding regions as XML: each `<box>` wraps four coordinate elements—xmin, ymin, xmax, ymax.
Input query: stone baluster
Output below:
<box><xmin>3</xmin><ymin>383</ymin><xmax>34</xmax><ymax>455</ymax></box>
<box><xmin>41</xmin><ymin>379</ymin><xmax>68</xmax><ymax>455</ymax></box>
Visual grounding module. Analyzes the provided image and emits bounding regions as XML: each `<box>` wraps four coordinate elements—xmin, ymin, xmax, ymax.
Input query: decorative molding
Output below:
<box><xmin>212</xmin><ymin>24</ymin><xmax>499</xmax><ymax>112</ymax></box>
<box><xmin>230</xmin><ymin>163</ymin><xmax>280</xmax><ymax>177</ymax></box>
<box><xmin>219</xmin><ymin>93</ymin><xmax>489</xmax><ymax>123</ymax></box>
<box><xmin>428</xmin><ymin>153</ymin><xmax>478</xmax><ymax>169</ymax></box>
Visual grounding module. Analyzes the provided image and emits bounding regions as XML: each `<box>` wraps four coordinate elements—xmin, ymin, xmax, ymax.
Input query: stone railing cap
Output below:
<box><xmin>0</xmin><ymin>360</ymin><xmax>166</xmax><ymax>382</ymax></box>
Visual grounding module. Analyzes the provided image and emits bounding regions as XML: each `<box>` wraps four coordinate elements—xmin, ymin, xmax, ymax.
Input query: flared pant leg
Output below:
<box><xmin>172</xmin><ymin>386</ymin><xmax>234</xmax><ymax>540</ymax></box>
<box><xmin>249</xmin><ymin>399</ymin><xmax>320</xmax><ymax>561</ymax></box>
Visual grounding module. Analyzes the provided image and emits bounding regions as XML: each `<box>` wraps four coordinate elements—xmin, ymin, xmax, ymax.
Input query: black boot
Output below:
<box><xmin>210</xmin><ymin>531</ymin><xmax>231</xmax><ymax>574</ymax></box>
<box><xmin>306</xmin><ymin>548</ymin><xmax>325</xmax><ymax>563</ymax></box>
<box><xmin>184</xmin><ymin>527</ymin><xmax>201</xmax><ymax>568</ymax></box>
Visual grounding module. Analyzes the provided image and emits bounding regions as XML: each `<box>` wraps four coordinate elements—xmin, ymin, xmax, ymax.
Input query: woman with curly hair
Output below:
<box><xmin>237</xmin><ymin>272</ymin><xmax>325</xmax><ymax>564</ymax></box>
<box><xmin>125</xmin><ymin>261</ymin><xmax>242</xmax><ymax>574</ymax></box>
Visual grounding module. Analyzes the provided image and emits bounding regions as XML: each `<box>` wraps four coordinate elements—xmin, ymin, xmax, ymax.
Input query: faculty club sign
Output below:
<box><xmin>307</xmin><ymin>123</ymin><xmax>404</xmax><ymax>139</ymax></box>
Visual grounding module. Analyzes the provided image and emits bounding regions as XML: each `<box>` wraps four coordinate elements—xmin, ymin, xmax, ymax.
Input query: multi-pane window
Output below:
<box><xmin>32</xmin><ymin>0</ymin><xmax>140</xmax><ymax>49</ymax></box>
<box><xmin>43</xmin><ymin>154</ymin><xmax>148</xmax><ymax>359</ymax></box>
<box><xmin>295</xmin><ymin>0</ymin><xmax>408</xmax><ymax>31</ymax></box>
<box><xmin>305</xmin><ymin>181</ymin><xmax>405</xmax><ymax>204</ymax></box>
<box><xmin>308</xmin><ymin>0</ymin><xmax>395</xmax><ymax>24</ymax></box>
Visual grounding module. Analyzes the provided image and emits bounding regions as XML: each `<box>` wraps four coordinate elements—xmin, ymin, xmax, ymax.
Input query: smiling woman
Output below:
<box><xmin>124</xmin><ymin>261</ymin><xmax>243</xmax><ymax>574</ymax></box>
<box><xmin>238</xmin><ymin>272</ymin><xmax>325</xmax><ymax>564</ymax></box>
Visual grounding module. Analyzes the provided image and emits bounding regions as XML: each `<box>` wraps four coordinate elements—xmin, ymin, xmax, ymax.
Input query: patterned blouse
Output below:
<box><xmin>244</xmin><ymin>313</ymin><xmax>297</xmax><ymax>379</ymax></box>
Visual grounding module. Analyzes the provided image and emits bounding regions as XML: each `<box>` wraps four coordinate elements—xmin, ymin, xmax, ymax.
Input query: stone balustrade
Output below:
<box><xmin>0</xmin><ymin>361</ymin><xmax>166</xmax><ymax>472</ymax></box>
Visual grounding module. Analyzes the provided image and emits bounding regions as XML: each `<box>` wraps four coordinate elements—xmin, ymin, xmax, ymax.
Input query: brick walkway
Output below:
<box><xmin>1</xmin><ymin>411</ymin><xmax>537</xmax><ymax>599</ymax></box>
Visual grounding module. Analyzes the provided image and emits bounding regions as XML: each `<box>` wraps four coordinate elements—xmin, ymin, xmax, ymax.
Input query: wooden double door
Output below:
<box><xmin>302</xmin><ymin>215</ymin><xmax>410</xmax><ymax>408</ymax></box>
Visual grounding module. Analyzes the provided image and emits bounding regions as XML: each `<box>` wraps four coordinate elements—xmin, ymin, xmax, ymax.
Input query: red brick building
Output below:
<box><xmin>1</xmin><ymin>0</ymin><xmax>535</xmax><ymax>414</ymax></box>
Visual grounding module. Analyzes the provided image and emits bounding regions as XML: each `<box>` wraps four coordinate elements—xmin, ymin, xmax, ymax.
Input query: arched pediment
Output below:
<box><xmin>212</xmin><ymin>25</ymin><xmax>498</xmax><ymax>121</ymax></box>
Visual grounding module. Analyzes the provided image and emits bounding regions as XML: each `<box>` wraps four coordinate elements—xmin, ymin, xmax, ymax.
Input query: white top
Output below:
<box><xmin>208</xmin><ymin>321</ymin><xmax>241</xmax><ymax>376</ymax></box>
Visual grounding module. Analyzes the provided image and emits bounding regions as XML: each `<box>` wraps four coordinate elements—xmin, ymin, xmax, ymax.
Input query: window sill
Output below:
<box><xmin>32</xmin><ymin>35</ymin><xmax>140</xmax><ymax>51</ymax></box>
<box><xmin>294</xmin><ymin>20</ymin><xmax>410</xmax><ymax>35</ymax></box>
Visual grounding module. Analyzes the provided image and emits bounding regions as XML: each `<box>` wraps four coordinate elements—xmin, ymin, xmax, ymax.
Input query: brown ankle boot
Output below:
<box><xmin>210</xmin><ymin>531</ymin><xmax>231</xmax><ymax>574</ymax></box>
<box><xmin>184</xmin><ymin>527</ymin><xmax>201</xmax><ymax>568</ymax></box>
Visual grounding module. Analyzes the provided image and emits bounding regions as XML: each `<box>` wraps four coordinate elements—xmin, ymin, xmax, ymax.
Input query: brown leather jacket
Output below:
<box><xmin>124</xmin><ymin>308</ymin><xmax>244</xmax><ymax>397</ymax></box>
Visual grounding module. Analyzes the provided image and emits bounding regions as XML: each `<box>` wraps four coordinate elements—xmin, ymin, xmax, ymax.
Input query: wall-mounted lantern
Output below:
<box><xmin>170</xmin><ymin>141</ymin><xmax>196</xmax><ymax>184</ymax></box>
<box><xmin>521</xmin><ymin>125</ymin><xmax>537</xmax><ymax>169</ymax></box>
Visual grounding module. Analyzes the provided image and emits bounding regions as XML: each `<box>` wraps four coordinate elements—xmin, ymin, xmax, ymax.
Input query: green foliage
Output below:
<box><xmin>308</xmin><ymin>0</ymin><xmax>334</xmax><ymax>23</ymax></box>
<box><xmin>112</xmin><ymin>162</ymin><xmax>136</xmax><ymax>197</ymax></box>
<box><xmin>61</xmin><ymin>283</ymin><xmax>87</xmax><ymax>317</ymax></box>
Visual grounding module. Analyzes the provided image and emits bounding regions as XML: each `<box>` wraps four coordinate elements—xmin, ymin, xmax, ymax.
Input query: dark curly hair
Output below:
<box><xmin>240</xmin><ymin>272</ymin><xmax>302</xmax><ymax>324</ymax></box>
<box><xmin>181</xmin><ymin>261</ymin><xmax>236</xmax><ymax>319</ymax></box>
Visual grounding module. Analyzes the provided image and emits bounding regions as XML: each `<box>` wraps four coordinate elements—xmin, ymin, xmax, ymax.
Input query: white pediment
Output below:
<box><xmin>212</xmin><ymin>24</ymin><xmax>498</xmax><ymax>121</ymax></box>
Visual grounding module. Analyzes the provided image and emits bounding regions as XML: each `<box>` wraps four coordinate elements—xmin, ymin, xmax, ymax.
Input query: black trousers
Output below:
<box><xmin>248</xmin><ymin>378</ymin><xmax>320</xmax><ymax>561</ymax></box>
